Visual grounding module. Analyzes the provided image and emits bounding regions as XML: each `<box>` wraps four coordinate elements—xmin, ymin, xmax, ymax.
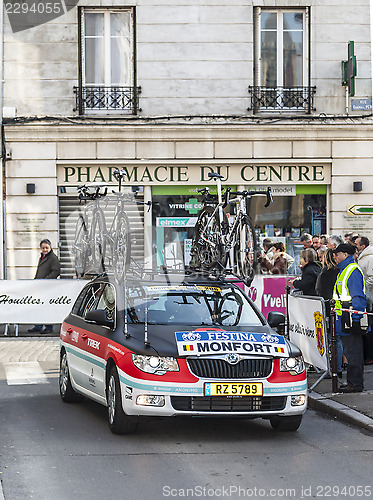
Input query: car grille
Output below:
<box><xmin>171</xmin><ymin>396</ymin><xmax>286</xmax><ymax>412</ymax></box>
<box><xmin>187</xmin><ymin>358</ymin><xmax>272</xmax><ymax>379</ymax></box>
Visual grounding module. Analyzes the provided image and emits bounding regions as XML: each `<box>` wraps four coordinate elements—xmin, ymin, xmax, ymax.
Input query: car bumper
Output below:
<box><xmin>119</xmin><ymin>369</ymin><xmax>308</xmax><ymax>418</ymax></box>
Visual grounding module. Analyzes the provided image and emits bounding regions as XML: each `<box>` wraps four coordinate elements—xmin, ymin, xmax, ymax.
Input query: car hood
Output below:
<box><xmin>121</xmin><ymin>324</ymin><xmax>302</xmax><ymax>358</ymax></box>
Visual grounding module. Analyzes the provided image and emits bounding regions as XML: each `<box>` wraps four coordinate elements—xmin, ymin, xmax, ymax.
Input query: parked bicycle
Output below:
<box><xmin>191</xmin><ymin>172</ymin><xmax>272</xmax><ymax>284</ymax></box>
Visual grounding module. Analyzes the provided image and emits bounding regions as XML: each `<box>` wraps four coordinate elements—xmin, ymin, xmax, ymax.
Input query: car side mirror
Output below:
<box><xmin>85</xmin><ymin>309</ymin><xmax>114</xmax><ymax>329</ymax></box>
<box><xmin>267</xmin><ymin>311</ymin><xmax>286</xmax><ymax>328</ymax></box>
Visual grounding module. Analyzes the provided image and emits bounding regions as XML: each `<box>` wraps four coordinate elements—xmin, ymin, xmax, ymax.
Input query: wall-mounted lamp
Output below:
<box><xmin>353</xmin><ymin>181</ymin><xmax>362</xmax><ymax>192</ymax></box>
<box><xmin>26</xmin><ymin>183</ymin><xmax>36</xmax><ymax>194</ymax></box>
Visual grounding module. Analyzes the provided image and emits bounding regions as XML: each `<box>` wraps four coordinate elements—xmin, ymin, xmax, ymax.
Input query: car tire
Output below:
<box><xmin>269</xmin><ymin>415</ymin><xmax>303</xmax><ymax>432</ymax></box>
<box><xmin>59</xmin><ymin>351</ymin><xmax>83</xmax><ymax>403</ymax></box>
<box><xmin>107</xmin><ymin>366</ymin><xmax>138</xmax><ymax>435</ymax></box>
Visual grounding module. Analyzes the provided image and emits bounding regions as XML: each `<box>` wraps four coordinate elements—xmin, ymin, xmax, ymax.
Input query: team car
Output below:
<box><xmin>59</xmin><ymin>273</ymin><xmax>307</xmax><ymax>434</ymax></box>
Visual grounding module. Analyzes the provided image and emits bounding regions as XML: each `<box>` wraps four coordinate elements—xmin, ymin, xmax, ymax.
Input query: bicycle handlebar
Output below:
<box><xmin>229</xmin><ymin>187</ymin><xmax>273</xmax><ymax>207</ymax></box>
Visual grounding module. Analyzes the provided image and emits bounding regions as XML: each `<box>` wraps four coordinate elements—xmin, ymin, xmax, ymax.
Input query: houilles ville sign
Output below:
<box><xmin>58</xmin><ymin>161</ymin><xmax>330</xmax><ymax>186</ymax></box>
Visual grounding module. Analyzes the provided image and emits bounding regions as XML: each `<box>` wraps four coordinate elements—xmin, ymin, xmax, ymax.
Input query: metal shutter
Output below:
<box><xmin>58</xmin><ymin>194</ymin><xmax>144</xmax><ymax>279</ymax></box>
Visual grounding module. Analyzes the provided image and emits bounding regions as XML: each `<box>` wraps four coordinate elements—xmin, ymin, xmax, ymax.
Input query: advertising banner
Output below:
<box><xmin>246</xmin><ymin>275</ymin><xmax>289</xmax><ymax>317</ymax></box>
<box><xmin>288</xmin><ymin>294</ymin><xmax>328</xmax><ymax>371</ymax></box>
<box><xmin>0</xmin><ymin>280</ymin><xmax>86</xmax><ymax>324</ymax></box>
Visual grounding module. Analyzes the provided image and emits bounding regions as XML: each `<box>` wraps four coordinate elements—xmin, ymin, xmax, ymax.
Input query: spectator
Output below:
<box><xmin>316</xmin><ymin>248</ymin><xmax>343</xmax><ymax>377</ymax></box>
<box><xmin>259</xmin><ymin>242</ymin><xmax>292</xmax><ymax>274</ymax></box>
<box><xmin>317</xmin><ymin>245</ymin><xmax>328</xmax><ymax>262</ymax></box>
<box><xmin>262</xmin><ymin>238</ymin><xmax>274</xmax><ymax>258</ymax></box>
<box><xmin>289</xmin><ymin>247</ymin><xmax>321</xmax><ymax>296</ymax></box>
<box><xmin>312</xmin><ymin>235</ymin><xmax>321</xmax><ymax>250</ymax></box>
<box><xmin>300</xmin><ymin>233</ymin><xmax>313</xmax><ymax>249</ymax></box>
<box><xmin>320</xmin><ymin>234</ymin><xmax>329</xmax><ymax>246</ymax></box>
<box><xmin>28</xmin><ymin>239</ymin><xmax>61</xmax><ymax>334</ymax></box>
<box><xmin>345</xmin><ymin>232</ymin><xmax>359</xmax><ymax>244</ymax></box>
<box><xmin>327</xmin><ymin>235</ymin><xmax>343</xmax><ymax>250</ymax></box>
<box><xmin>259</xmin><ymin>238</ymin><xmax>274</xmax><ymax>274</ymax></box>
<box><xmin>355</xmin><ymin>236</ymin><xmax>373</xmax><ymax>364</ymax></box>
<box><xmin>333</xmin><ymin>243</ymin><xmax>367</xmax><ymax>392</ymax></box>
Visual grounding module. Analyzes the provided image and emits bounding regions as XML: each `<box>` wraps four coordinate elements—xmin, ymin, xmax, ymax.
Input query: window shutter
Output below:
<box><xmin>79</xmin><ymin>7</ymin><xmax>85</xmax><ymax>88</ymax></box>
<box><xmin>253</xmin><ymin>7</ymin><xmax>261</xmax><ymax>87</ymax></box>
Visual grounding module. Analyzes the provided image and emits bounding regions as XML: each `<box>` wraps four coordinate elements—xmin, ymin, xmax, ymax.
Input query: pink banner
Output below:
<box><xmin>246</xmin><ymin>276</ymin><xmax>291</xmax><ymax>317</ymax></box>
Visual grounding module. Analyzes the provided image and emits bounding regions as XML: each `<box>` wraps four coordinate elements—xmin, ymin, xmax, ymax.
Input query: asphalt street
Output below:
<box><xmin>0</xmin><ymin>338</ymin><xmax>372</xmax><ymax>500</ymax></box>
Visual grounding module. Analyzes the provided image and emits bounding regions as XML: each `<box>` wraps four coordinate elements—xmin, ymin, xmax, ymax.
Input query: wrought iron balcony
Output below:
<box><xmin>74</xmin><ymin>86</ymin><xmax>141</xmax><ymax>114</ymax></box>
<box><xmin>248</xmin><ymin>86</ymin><xmax>316</xmax><ymax>114</ymax></box>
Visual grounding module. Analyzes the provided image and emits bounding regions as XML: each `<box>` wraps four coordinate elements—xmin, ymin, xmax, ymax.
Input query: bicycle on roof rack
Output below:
<box><xmin>72</xmin><ymin>182</ymin><xmax>108</xmax><ymax>278</ymax></box>
<box><xmin>72</xmin><ymin>170</ymin><xmax>151</xmax><ymax>281</ymax></box>
<box><xmin>190</xmin><ymin>172</ymin><xmax>273</xmax><ymax>285</ymax></box>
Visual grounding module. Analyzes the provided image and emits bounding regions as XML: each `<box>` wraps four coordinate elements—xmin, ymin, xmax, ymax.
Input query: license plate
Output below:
<box><xmin>204</xmin><ymin>382</ymin><xmax>263</xmax><ymax>396</ymax></box>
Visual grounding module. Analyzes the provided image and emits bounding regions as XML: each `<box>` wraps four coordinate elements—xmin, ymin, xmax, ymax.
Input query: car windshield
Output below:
<box><xmin>125</xmin><ymin>284</ymin><xmax>263</xmax><ymax>327</ymax></box>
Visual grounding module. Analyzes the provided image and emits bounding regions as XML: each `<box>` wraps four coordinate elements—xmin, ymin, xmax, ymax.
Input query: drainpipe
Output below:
<box><xmin>371</xmin><ymin>0</ymin><xmax>373</xmax><ymax>112</ymax></box>
<box><xmin>0</xmin><ymin>0</ymin><xmax>5</xmax><ymax>279</ymax></box>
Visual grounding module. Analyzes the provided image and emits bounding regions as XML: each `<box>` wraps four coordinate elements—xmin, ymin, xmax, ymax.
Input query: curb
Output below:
<box><xmin>308</xmin><ymin>392</ymin><xmax>373</xmax><ymax>434</ymax></box>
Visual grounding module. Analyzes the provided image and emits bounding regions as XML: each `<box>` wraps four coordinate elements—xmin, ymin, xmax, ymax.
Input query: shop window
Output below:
<box><xmin>248</xmin><ymin>190</ymin><xmax>326</xmax><ymax>274</ymax></box>
<box><xmin>74</xmin><ymin>8</ymin><xmax>140</xmax><ymax>115</ymax></box>
<box><xmin>248</xmin><ymin>8</ymin><xmax>315</xmax><ymax>113</ymax></box>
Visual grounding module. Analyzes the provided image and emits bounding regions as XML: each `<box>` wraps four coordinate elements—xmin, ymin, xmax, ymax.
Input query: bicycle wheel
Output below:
<box><xmin>90</xmin><ymin>210</ymin><xmax>107</xmax><ymax>272</ymax></box>
<box><xmin>235</xmin><ymin>215</ymin><xmax>257</xmax><ymax>285</ymax></box>
<box><xmin>72</xmin><ymin>216</ymin><xmax>88</xmax><ymax>277</ymax></box>
<box><xmin>112</xmin><ymin>211</ymin><xmax>131</xmax><ymax>282</ymax></box>
<box><xmin>192</xmin><ymin>206</ymin><xmax>228</xmax><ymax>270</ymax></box>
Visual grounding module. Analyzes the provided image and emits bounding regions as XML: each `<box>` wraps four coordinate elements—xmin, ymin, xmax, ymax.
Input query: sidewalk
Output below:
<box><xmin>308</xmin><ymin>365</ymin><xmax>373</xmax><ymax>434</ymax></box>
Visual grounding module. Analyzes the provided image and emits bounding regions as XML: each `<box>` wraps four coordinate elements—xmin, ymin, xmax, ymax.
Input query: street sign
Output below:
<box><xmin>341</xmin><ymin>41</ymin><xmax>357</xmax><ymax>96</ymax></box>
<box><xmin>348</xmin><ymin>205</ymin><xmax>373</xmax><ymax>215</ymax></box>
<box><xmin>352</xmin><ymin>98</ymin><xmax>372</xmax><ymax>111</ymax></box>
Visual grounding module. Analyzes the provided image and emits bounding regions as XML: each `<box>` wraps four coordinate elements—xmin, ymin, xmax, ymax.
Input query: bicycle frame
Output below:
<box><xmin>196</xmin><ymin>173</ymin><xmax>272</xmax><ymax>257</ymax></box>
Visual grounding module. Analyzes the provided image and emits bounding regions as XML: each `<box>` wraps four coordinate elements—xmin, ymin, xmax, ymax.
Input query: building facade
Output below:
<box><xmin>3</xmin><ymin>0</ymin><xmax>373</xmax><ymax>278</ymax></box>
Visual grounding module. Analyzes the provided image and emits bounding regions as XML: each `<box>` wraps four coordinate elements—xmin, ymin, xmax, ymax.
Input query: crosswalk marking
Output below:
<box><xmin>4</xmin><ymin>362</ymin><xmax>49</xmax><ymax>385</ymax></box>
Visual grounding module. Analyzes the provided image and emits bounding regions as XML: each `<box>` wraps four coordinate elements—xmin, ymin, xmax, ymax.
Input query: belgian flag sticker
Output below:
<box><xmin>183</xmin><ymin>345</ymin><xmax>194</xmax><ymax>352</ymax></box>
<box><xmin>274</xmin><ymin>346</ymin><xmax>284</xmax><ymax>353</ymax></box>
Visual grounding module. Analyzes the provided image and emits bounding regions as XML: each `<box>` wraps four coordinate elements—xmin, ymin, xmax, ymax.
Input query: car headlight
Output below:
<box><xmin>132</xmin><ymin>354</ymin><xmax>179</xmax><ymax>375</ymax></box>
<box><xmin>279</xmin><ymin>356</ymin><xmax>305</xmax><ymax>375</ymax></box>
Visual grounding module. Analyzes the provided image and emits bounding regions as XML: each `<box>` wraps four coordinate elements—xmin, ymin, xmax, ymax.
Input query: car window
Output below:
<box><xmin>75</xmin><ymin>282</ymin><xmax>106</xmax><ymax>319</ymax></box>
<box><xmin>126</xmin><ymin>285</ymin><xmax>263</xmax><ymax>327</ymax></box>
<box><xmin>72</xmin><ymin>286</ymin><xmax>89</xmax><ymax>316</ymax></box>
<box><xmin>96</xmin><ymin>284</ymin><xmax>116</xmax><ymax>327</ymax></box>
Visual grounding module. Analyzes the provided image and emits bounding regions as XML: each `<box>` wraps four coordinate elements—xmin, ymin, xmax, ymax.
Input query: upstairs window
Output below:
<box><xmin>249</xmin><ymin>8</ymin><xmax>314</xmax><ymax>113</ymax></box>
<box><xmin>75</xmin><ymin>8</ymin><xmax>140</xmax><ymax>114</ymax></box>
<box><xmin>260</xmin><ymin>9</ymin><xmax>306</xmax><ymax>88</ymax></box>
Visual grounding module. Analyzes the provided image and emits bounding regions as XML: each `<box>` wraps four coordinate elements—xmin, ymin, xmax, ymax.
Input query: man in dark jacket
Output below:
<box><xmin>333</xmin><ymin>243</ymin><xmax>367</xmax><ymax>393</ymax></box>
<box><xmin>28</xmin><ymin>239</ymin><xmax>61</xmax><ymax>333</ymax></box>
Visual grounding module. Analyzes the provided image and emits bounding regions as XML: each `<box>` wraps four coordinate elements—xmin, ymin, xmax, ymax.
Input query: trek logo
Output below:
<box><xmin>175</xmin><ymin>331</ymin><xmax>289</xmax><ymax>357</ymax></box>
<box><xmin>87</xmin><ymin>338</ymin><xmax>100</xmax><ymax>350</ymax></box>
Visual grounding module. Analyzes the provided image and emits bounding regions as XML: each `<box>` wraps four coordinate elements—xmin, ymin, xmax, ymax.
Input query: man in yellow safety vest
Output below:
<box><xmin>333</xmin><ymin>243</ymin><xmax>367</xmax><ymax>393</ymax></box>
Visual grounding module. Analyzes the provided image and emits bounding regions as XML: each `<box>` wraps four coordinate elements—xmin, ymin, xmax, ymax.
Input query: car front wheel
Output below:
<box><xmin>107</xmin><ymin>366</ymin><xmax>138</xmax><ymax>435</ymax></box>
<box><xmin>59</xmin><ymin>351</ymin><xmax>83</xmax><ymax>403</ymax></box>
<box><xmin>269</xmin><ymin>415</ymin><xmax>303</xmax><ymax>432</ymax></box>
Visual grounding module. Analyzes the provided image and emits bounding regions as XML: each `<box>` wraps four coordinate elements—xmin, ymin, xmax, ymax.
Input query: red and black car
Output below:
<box><xmin>59</xmin><ymin>274</ymin><xmax>307</xmax><ymax>434</ymax></box>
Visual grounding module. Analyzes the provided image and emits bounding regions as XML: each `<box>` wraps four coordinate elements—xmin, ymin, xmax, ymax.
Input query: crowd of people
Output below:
<box><xmin>258</xmin><ymin>232</ymin><xmax>373</xmax><ymax>393</ymax></box>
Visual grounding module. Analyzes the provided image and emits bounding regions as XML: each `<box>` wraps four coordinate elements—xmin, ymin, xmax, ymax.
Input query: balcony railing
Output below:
<box><xmin>248</xmin><ymin>86</ymin><xmax>316</xmax><ymax>114</ymax></box>
<box><xmin>74</xmin><ymin>86</ymin><xmax>141</xmax><ymax>115</ymax></box>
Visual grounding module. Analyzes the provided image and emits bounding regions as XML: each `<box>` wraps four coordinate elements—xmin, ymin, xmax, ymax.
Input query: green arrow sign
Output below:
<box><xmin>341</xmin><ymin>41</ymin><xmax>357</xmax><ymax>97</ymax></box>
<box><xmin>348</xmin><ymin>205</ymin><xmax>373</xmax><ymax>215</ymax></box>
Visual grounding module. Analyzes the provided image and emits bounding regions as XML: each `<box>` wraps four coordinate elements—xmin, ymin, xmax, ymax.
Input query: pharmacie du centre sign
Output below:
<box><xmin>59</xmin><ymin>163</ymin><xmax>329</xmax><ymax>185</ymax></box>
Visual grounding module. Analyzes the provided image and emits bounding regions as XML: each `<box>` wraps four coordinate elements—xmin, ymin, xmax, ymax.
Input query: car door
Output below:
<box><xmin>83</xmin><ymin>283</ymin><xmax>117</xmax><ymax>398</ymax></box>
<box><xmin>66</xmin><ymin>281</ymin><xmax>107</xmax><ymax>395</ymax></box>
